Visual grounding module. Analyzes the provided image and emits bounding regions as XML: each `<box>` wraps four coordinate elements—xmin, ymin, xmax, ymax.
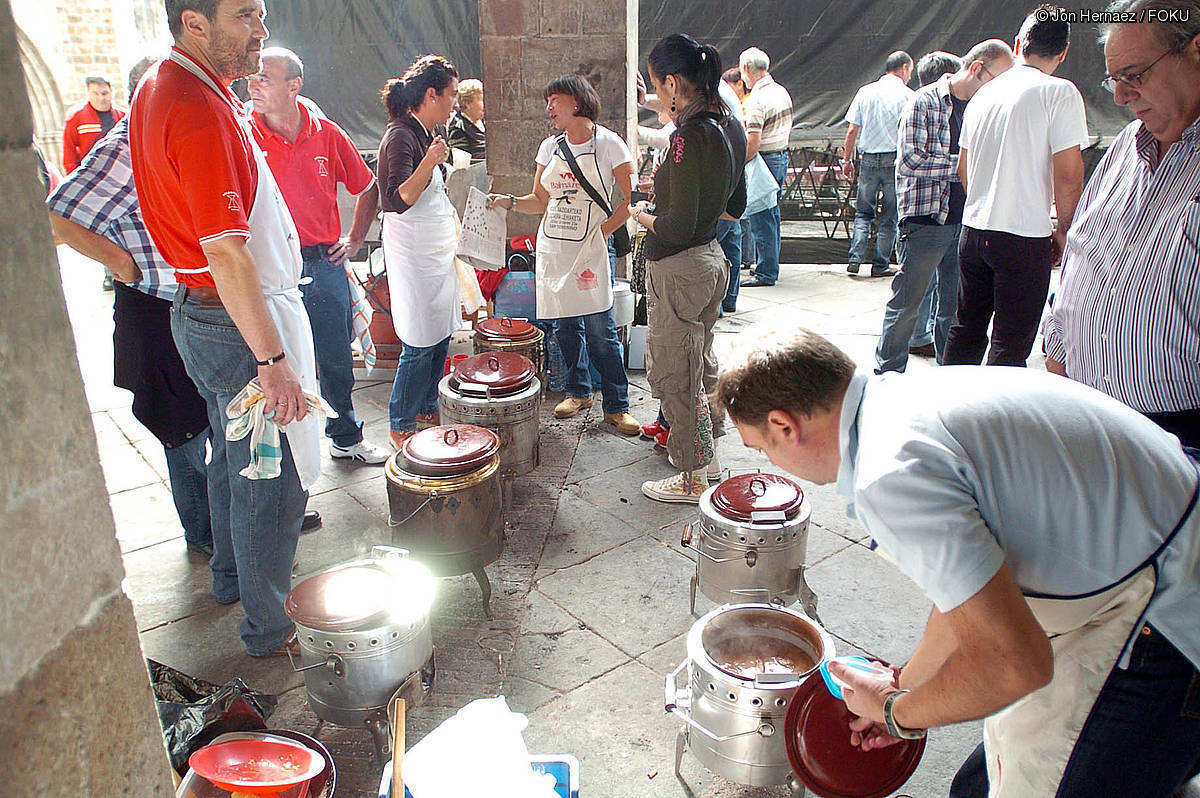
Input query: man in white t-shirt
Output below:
<box><xmin>943</xmin><ymin>4</ymin><xmax>1087</xmax><ymax>367</ymax></box>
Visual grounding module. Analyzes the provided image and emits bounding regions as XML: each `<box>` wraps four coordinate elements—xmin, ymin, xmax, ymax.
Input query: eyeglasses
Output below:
<box><xmin>1101</xmin><ymin>47</ymin><xmax>1178</xmax><ymax>93</ymax></box>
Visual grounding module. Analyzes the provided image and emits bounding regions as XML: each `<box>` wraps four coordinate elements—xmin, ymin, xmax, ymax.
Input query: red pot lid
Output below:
<box><xmin>450</xmin><ymin>352</ymin><xmax>536</xmax><ymax>397</ymax></box>
<box><xmin>784</xmin><ymin>668</ymin><xmax>925</xmax><ymax>798</ymax></box>
<box><xmin>709</xmin><ymin>473</ymin><xmax>805</xmax><ymax>523</ymax></box>
<box><xmin>188</xmin><ymin>739</ymin><xmax>325</xmax><ymax>794</ymax></box>
<box><xmin>285</xmin><ymin>564</ymin><xmax>395</xmax><ymax>631</ymax></box>
<box><xmin>401</xmin><ymin>424</ymin><xmax>500</xmax><ymax>476</ymax></box>
<box><xmin>475</xmin><ymin>317</ymin><xmax>539</xmax><ymax>342</ymax></box>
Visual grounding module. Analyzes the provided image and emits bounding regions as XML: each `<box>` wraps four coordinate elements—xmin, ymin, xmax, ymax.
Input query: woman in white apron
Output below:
<box><xmin>377</xmin><ymin>55</ymin><xmax>461</xmax><ymax>449</ymax></box>
<box><xmin>488</xmin><ymin>75</ymin><xmax>640</xmax><ymax>437</ymax></box>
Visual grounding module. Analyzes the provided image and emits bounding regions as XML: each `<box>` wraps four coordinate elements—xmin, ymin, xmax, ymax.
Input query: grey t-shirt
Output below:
<box><xmin>836</xmin><ymin>367</ymin><xmax>1200</xmax><ymax>668</ymax></box>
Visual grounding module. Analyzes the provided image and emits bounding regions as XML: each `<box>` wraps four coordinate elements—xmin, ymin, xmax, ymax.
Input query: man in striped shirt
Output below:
<box><xmin>1044</xmin><ymin>0</ymin><xmax>1200</xmax><ymax>448</ymax></box>
<box><xmin>740</xmin><ymin>47</ymin><xmax>793</xmax><ymax>287</ymax></box>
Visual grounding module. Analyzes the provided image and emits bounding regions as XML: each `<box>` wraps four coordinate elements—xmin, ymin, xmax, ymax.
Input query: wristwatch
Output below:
<box><xmin>883</xmin><ymin>690</ymin><xmax>926</xmax><ymax>740</ymax></box>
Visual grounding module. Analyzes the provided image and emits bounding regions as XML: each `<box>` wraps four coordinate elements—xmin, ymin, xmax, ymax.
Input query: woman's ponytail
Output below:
<box><xmin>697</xmin><ymin>43</ymin><xmax>724</xmax><ymax>111</ymax></box>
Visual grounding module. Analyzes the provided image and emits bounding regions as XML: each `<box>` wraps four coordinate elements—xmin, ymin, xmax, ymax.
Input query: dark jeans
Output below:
<box><xmin>943</xmin><ymin>226</ymin><xmax>1052</xmax><ymax>367</ymax></box>
<box><xmin>716</xmin><ymin>218</ymin><xmax>742</xmax><ymax>311</ymax></box>
<box><xmin>1145</xmin><ymin>409</ymin><xmax>1200</xmax><ymax>450</ymax></box>
<box><xmin>389</xmin><ymin>336</ymin><xmax>450</xmax><ymax>431</ymax></box>
<box><xmin>556</xmin><ymin>309</ymin><xmax>629</xmax><ymax>414</ymax></box>
<box><xmin>950</xmin><ymin>625</ymin><xmax>1200</xmax><ymax>797</ymax></box>
<box><xmin>875</xmin><ymin>221</ymin><xmax>961</xmax><ymax>373</ymax></box>
<box><xmin>849</xmin><ymin>151</ymin><xmax>898</xmax><ymax>271</ymax></box>
<box><xmin>163</xmin><ymin>429</ymin><xmax>212</xmax><ymax>549</ymax></box>
<box><xmin>170</xmin><ymin>291</ymin><xmax>306</xmax><ymax>656</ymax></box>
<box><xmin>300</xmin><ymin>249</ymin><xmax>363</xmax><ymax>447</ymax></box>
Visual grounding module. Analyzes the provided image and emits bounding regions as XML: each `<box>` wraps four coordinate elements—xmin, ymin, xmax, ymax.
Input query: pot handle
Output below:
<box><xmin>287</xmin><ymin>649</ymin><xmax>345</xmax><ymax>678</ymax></box>
<box><xmin>372</xmin><ymin>545</ymin><xmax>411</xmax><ymax>562</ymax></box>
<box><xmin>664</xmin><ymin>659</ymin><xmax>776</xmax><ymax>743</ymax></box>
<box><xmin>665</xmin><ymin>659</ymin><xmax>688</xmax><ymax>712</ymax></box>
<box><xmin>681</xmin><ymin>523</ymin><xmax>694</xmax><ymax>547</ymax></box>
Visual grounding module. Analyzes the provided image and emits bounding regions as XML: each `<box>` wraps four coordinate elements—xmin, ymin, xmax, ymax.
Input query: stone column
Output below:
<box><xmin>0</xmin><ymin>1</ymin><xmax>176</xmax><ymax>792</ymax></box>
<box><xmin>480</xmin><ymin>0</ymin><xmax>638</xmax><ymax>237</ymax></box>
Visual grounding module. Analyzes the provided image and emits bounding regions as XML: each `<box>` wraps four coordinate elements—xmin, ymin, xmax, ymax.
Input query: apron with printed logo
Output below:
<box><xmin>534</xmin><ymin>135</ymin><xmax>613</xmax><ymax>320</ymax></box>
<box><xmin>170</xmin><ymin>51</ymin><xmax>323</xmax><ymax>490</ymax></box>
<box><xmin>382</xmin><ymin>162</ymin><xmax>461</xmax><ymax>348</ymax></box>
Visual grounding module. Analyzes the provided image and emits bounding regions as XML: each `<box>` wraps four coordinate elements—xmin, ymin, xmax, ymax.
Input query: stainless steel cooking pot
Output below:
<box><xmin>684</xmin><ymin>474</ymin><xmax>817</xmax><ymax>617</ymax></box>
<box><xmin>385</xmin><ymin>424</ymin><xmax>505</xmax><ymax>616</ymax></box>
<box><xmin>284</xmin><ymin>547</ymin><xmax>436</xmax><ymax>741</ymax></box>
<box><xmin>438</xmin><ymin>352</ymin><xmax>541</xmax><ymax>480</ymax></box>
<box><xmin>666</xmin><ymin>603</ymin><xmax>835</xmax><ymax>789</ymax></box>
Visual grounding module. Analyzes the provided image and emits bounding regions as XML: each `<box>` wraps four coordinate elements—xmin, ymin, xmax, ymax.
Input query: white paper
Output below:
<box><xmin>456</xmin><ymin>185</ymin><xmax>508</xmax><ymax>270</ymax></box>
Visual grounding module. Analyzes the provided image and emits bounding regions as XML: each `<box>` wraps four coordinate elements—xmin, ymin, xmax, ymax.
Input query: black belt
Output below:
<box><xmin>300</xmin><ymin>244</ymin><xmax>336</xmax><ymax>260</ymax></box>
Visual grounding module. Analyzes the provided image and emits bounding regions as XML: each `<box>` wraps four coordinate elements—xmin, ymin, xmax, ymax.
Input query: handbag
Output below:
<box><xmin>629</xmin><ymin>228</ymin><xmax>648</xmax><ymax>295</ymax></box>
<box><xmin>556</xmin><ymin>135</ymin><xmax>633</xmax><ymax>258</ymax></box>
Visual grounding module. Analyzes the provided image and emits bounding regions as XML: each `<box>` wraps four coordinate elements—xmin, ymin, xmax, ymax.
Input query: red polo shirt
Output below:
<box><xmin>249</xmin><ymin>105</ymin><xmax>374</xmax><ymax>247</ymax></box>
<box><xmin>128</xmin><ymin>48</ymin><xmax>257</xmax><ymax>288</ymax></box>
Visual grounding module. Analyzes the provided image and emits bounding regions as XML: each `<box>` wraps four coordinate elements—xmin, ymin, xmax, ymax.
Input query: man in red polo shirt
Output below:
<box><xmin>128</xmin><ymin>0</ymin><xmax>317</xmax><ymax>658</ymax></box>
<box><xmin>62</xmin><ymin>75</ymin><xmax>125</xmax><ymax>174</ymax></box>
<box><xmin>248</xmin><ymin>46</ymin><xmax>388</xmax><ymax>465</ymax></box>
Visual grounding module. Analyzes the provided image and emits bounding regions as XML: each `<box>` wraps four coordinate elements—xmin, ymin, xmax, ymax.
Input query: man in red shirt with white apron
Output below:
<box><xmin>129</xmin><ymin>0</ymin><xmax>318</xmax><ymax>657</ymax></box>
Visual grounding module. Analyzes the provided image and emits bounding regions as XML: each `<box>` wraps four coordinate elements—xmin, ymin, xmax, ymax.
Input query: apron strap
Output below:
<box><xmin>556</xmin><ymin>133</ymin><xmax>613</xmax><ymax>216</ymax></box>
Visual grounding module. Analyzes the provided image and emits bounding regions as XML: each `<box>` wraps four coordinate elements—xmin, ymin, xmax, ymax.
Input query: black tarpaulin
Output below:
<box><xmin>263</xmin><ymin>0</ymin><xmax>1131</xmax><ymax>150</ymax></box>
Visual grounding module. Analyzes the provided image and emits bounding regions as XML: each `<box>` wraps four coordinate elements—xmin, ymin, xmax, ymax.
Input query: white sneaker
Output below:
<box><xmin>330</xmin><ymin>439</ymin><xmax>391</xmax><ymax>465</ymax></box>
<box><xmin>668</xmin><ymin>453</ymin><xmax>722</xmax><ymax>480</ymax></box>
<box><xmin>642</xmin><ymin>471</ymin><xmax>709</xmax><ymax>504</ymax></box>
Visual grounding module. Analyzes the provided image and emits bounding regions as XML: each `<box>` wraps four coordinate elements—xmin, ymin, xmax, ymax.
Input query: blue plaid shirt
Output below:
<box><xmin>46</xmin><ymin>118</ymin><xmax>177</xmax><ymax>301</ymax></box>
<box><xmin>895</xmin><ymin>77</ymin><xmax>960</xmax><ymax>224</ymax></box>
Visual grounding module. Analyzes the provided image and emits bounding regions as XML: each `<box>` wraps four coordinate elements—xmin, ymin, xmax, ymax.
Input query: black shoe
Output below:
<box><xmin>847</xmin><ymin>262</ymin><xmax>861</xmax><ymax>275</ymax></box>
<box><xmin>186</xmin><ymin>541</ymin><xmax>214</xmax><ymax>558</ymax></box>
<box><xmin>722</xmin><ymin>304</ymin><xmax>737</xmax><ymax>314</ymax></box>
<box><xmin>870</xmin><ymin>267</ymin><xmax>898</xmax><ymax>278</ymax></box>
<box><xmin>302</xmin><ymin>510</ymin><xmax>322</xmax><ymax>532</ymax></box>
<box><xmin>909</xmin><ymin>343</ymin><xmax>936</xmax><ymax>358</ymax></box>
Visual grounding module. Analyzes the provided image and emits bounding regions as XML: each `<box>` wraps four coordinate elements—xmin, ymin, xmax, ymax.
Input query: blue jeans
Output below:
<box><xmin>950</xmin><ymin>625</ymin><xmax>1200</xmax><ymax>797</ymax></box>
<box><xmin>163</xmin><ymin>429</ymin><xmax>212</xmax><ymax>549</ymax></box>
<box><xmin>555</xmin><ymin>309</ymin><xmax>629</xmax><ymax>414</ymax></box>
<box><xmin>849</xmin><ymin>152</ymin><xmax>898</xmax><ymax>271</ymax></box>
<box><xmin>740</xmin><ymin>218</ymin><xmax>756</xmax><ymax>265</ymax></box>
<box><xmin>875</xmin><ymin>221</ymin><xmax>961</xmax><ymax>373</ymax></box>
<box><xmin>910</xmin><ymin>273</ymin><xmax>937</xmax><ymax>348</ymax></box>
<box><xmin>389</xmin><ymin>336</ymin><xmax>450</xmax><ymax>431</ymax></box>
<box><xmin>170</xmin><ymin>292</ymin><xmax>306</xmax><ymax>656</ymax></box>
<box><xmin>745</xmin><ymin>150</ymin><xmax>788</xmax><ymax>284</ymax></box>
<box><xmin>716</xmin><ymin>218</ymin><xmax>742</xmax><ymax>311</ymax></box>
<box><xmin>301</xmin><ymin>251</ymin><xmax>363</xmax><ymax>447</ymax></box>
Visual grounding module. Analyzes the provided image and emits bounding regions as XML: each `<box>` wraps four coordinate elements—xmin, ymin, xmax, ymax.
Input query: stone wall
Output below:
<box><xmin>0</xmin><ymin>0</ymin><xmax>175</xmax><ymax>792</ymax></box>
<box><xmin>480</xmin><ymin>0</ymin><xmax>637</xmax><ymax>237</ymax></box>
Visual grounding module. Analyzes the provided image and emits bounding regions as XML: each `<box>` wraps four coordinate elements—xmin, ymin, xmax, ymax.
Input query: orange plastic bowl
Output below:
<box><xmin>188</xmin><ymin>739</ymin><xmax>326</xmax><ymax>795</ymax></box>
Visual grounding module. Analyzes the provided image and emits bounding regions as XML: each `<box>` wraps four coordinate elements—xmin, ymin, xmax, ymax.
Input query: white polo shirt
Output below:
<box><xmin>960</xmin><ymin>65</ymin><xmax>1088</xmax><ymax>237</ymax></box>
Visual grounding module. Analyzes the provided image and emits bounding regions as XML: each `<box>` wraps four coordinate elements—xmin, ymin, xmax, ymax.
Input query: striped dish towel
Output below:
<box><xmin>347</xmin><ymin>266</ymin><xmax>377</xmax><ymax>373</ymax></box>
<box><xmin>224</xmin><ymin>378</ymin><xmax>337</xmax><ymax>480</ymax></box>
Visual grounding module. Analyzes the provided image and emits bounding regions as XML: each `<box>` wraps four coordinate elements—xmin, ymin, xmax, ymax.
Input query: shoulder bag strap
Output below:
<box><xmin>556</xmin><ymin>134</ymin><xmax>614</xmax><ymax>216</ymax></box>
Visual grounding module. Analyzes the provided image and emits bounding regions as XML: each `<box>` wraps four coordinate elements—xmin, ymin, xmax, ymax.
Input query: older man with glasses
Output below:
<box><xmin>1043</xmin><ymin>0</ymin><xmax>1200</xmax><ymax>449</ymax></box>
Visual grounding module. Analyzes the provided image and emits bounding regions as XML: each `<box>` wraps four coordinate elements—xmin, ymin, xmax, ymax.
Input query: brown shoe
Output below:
<box><xmin>908</xmin><ymin>343</ymin><xmax>936</xmax><ymax>358</ymax></box>
<box><xmin>554</xmin><ymin>395</ymin><xmax>593</xmax><ymax>418</ymax></box>
<box><xmin>415</xmin><ymin>413</ymin><xmax>440</xmax><ymax>430</ymax></box>
<box><xmin>603</xmin><ymin>412</ymin><xmax>641</xmax><ymax>436</ymax></box>
<box><xmin>390</xmin><ymin>429</ymin><xmax>415</xmax><ymax>450</ymax></box>
<box><xmin>250</xmin><ymin>632</ymin><xmax>299</xmax><ymax>659</ymax></box>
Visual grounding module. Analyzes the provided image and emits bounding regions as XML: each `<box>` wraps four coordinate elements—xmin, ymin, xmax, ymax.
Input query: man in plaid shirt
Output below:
<box><xmin>874</xmin><ymin>40</ymin><xmax>1013</xmax><ymax>374</ymax></box>
<box><xmin>47</xmin><ymin>57</ymin><xmax>217</xmax><ymax>556</ymax></box>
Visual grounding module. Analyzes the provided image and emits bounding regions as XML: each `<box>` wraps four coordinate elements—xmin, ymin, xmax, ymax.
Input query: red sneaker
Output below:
<box><xmin>654</xmin><ymin>428</ymin><xmax>669</xmax><ymax>449</ymax></box>
<box><xmin>640</xmin><ymin>421</ymin><xmax>666</xmax><ymax>440</ymax></box>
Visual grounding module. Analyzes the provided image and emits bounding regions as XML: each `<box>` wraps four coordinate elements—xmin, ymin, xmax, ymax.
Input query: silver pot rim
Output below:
<box><xmin>686</xmin><ymin>603</ymin><xmax>834</xmax><ymax>687</ymax></box>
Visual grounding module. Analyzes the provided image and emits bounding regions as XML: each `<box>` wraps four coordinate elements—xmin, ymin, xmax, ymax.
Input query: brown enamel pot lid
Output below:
<box><xmin>400</xmin><ymin>424</ymin><xmax>500</xmax><ymax>477</ymax></box>
<box><xmin>285</xmin><ymin>564</ymin><xmax>397</xmax><ymax>631</ymax></box>
<box><xmin>784</xmin><ymin>662</ymin><xmax>925</xmax><ymax>798</ymax></box>
<box><xmin>475</xmin><ymin>317</ymin><xmax>540</xmax><ymax>342</ymax></box>
<box><xmin>449</xmin><ymin>352</ymin><xmax>536</xmax><ymax>397</ymax></box>
<box><xmin>709</xmin><ymin>473</ymin><xmax>804</xmax><ymax>523</ymax></box>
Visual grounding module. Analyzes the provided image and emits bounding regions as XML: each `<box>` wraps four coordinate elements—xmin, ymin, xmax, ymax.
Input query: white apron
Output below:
<box><xmin>382</xmin><ymin>164</ymin><xmax>460</xmax><ymax>348</ymax></box>
<box><xmin>169</xmin><ymin>52</ymin><xmax>323</xmax><ymax>490</ymax></box>
<box><xmin>534</xmin><ymin>136</ymin><xmax>614</xmax><ymax>320</ymax></box>
<box><xmin>982</xmin><ymin>472</ymin><xmax>1198</xmax><ymax>797</ymax></box>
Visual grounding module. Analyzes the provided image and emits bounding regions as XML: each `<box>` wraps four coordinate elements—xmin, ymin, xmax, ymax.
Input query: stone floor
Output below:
<box><xmin>62</xmin><ymin>246</ymin><xmax>1058</xmax><ymax>797</ymax></box>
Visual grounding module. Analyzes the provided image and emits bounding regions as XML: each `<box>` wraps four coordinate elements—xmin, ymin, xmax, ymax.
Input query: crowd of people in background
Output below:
<box><xmin>39</xmin><ymin>0</ymin><xmax>1200</xmax><ymax>686</ymax></box>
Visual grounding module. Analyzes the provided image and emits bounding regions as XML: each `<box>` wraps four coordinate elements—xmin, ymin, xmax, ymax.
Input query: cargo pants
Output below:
<box><xmin>646</xmin><ymin>239</ymin><xmax>729</xmax><ymax>473</ymax></box>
